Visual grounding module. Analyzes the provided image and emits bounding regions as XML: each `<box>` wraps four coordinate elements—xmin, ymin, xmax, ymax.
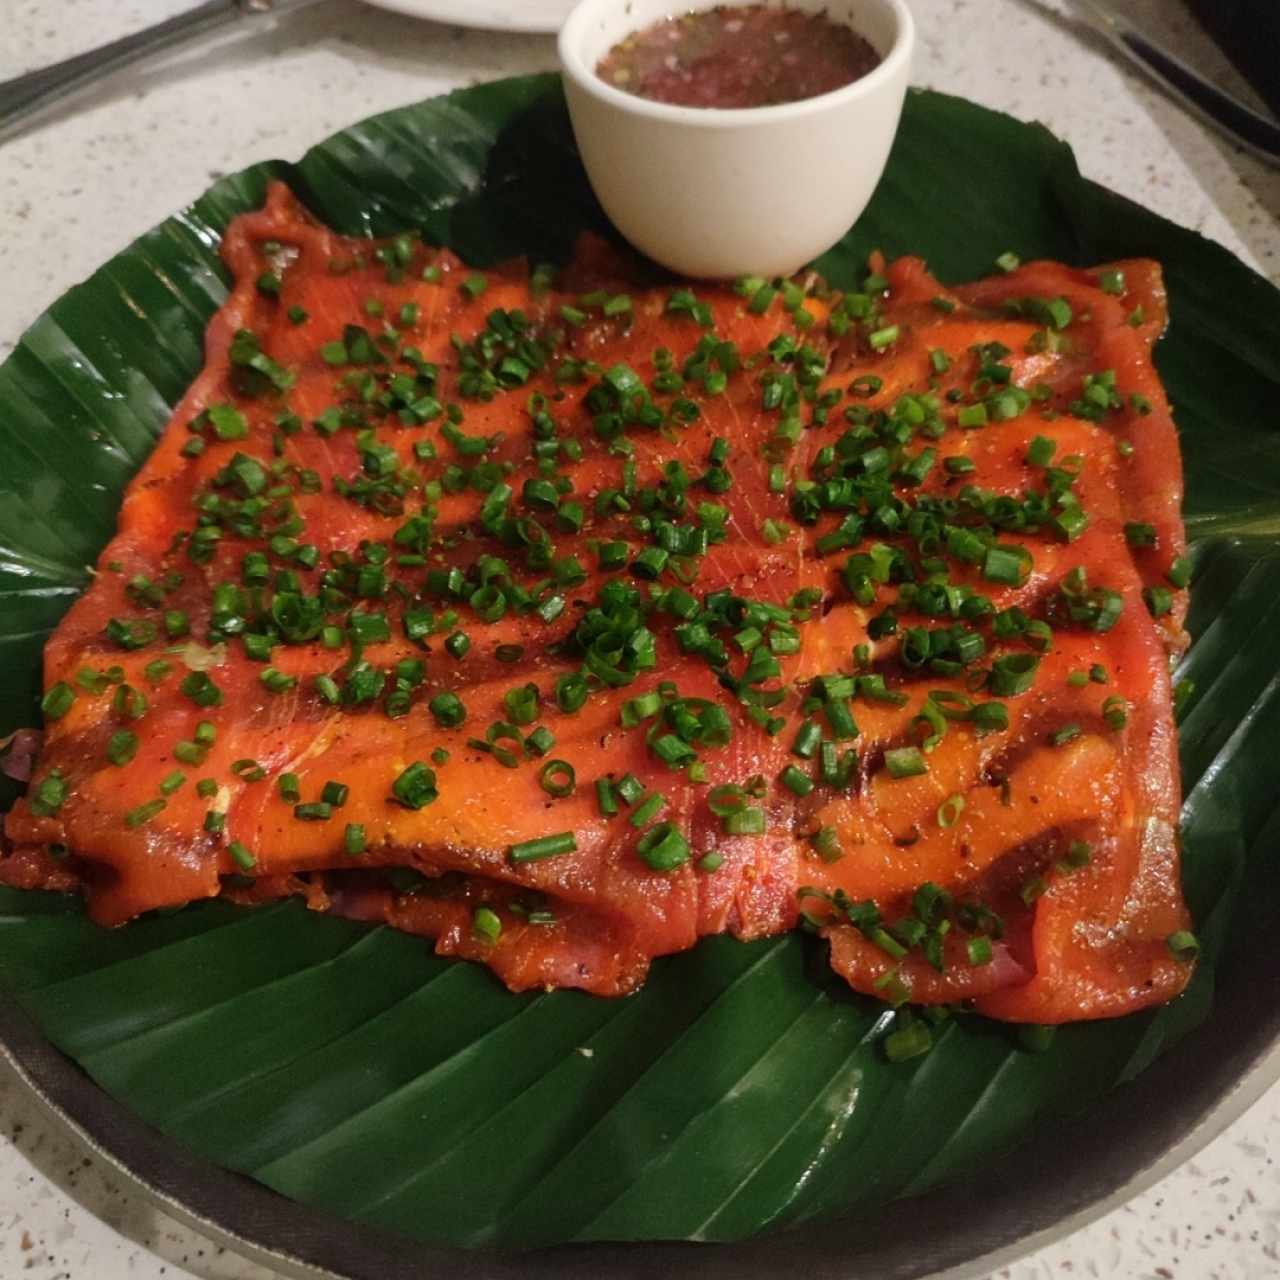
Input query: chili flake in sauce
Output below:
<box><xmin>596</xmin><ymin>5</ymin><xmax>883</xmax><ymax>109</ymax></box>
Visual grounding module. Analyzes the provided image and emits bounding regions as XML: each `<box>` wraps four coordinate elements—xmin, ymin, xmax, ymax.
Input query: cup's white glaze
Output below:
<box><xmin>558</xmin><ymin>0</ymin><xmax>914</xmax><ymax>279</ymax></box>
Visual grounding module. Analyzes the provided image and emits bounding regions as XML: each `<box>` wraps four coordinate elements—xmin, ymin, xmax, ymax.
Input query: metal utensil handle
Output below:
<box><xmin>0</xmin><ymin>0</ymin><xmax>271</xmax><ymax>147</ymax></box>
<box><xmin>1118</xmin><ymin>29</ymin><xmax>1280</xmax><ymax>167</ymax></box>
<box><xmin>1072</xmin><ymin>0</ymin><xmax>1280</xmax><ymax>168</ymax></box>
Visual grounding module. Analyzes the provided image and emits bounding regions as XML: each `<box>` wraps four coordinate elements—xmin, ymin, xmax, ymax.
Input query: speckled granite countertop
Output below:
<box><xmin>1</xmin><ymin>1</ymin><xmax>1278</xmax><ymax>1277</ymax></box>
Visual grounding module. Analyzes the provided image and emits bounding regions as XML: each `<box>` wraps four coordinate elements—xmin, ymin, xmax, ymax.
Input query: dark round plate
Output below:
<box><xmin>2</xmin><ymin>74</ymin><xmax>1280</xmax><ymax>1278</ymax></box>
<box><xmin>4</xmin><ymin>979</ymin><xmax>1279</xmax><ymax>1280</ymax></box>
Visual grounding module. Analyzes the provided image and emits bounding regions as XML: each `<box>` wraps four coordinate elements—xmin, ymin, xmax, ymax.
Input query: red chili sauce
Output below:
<box><xmin>596</xmin><ymin>5</ymin><xmax>882</xmax><ymax>109</ymax></box>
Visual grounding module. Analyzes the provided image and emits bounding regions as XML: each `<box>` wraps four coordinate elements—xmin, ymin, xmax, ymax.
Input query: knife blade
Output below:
<box><xmin>1071</xmin><ymin>0</ymin><xmax>1280</xmax><ymax>167</ymax></box>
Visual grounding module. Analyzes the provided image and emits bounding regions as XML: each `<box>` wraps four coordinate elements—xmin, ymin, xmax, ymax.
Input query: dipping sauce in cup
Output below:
<box><xmin>597</xmin><ymin>5</ymin><xmax>883</xmax><ymax>109</ymax></box>
<box><xmin>559</xmin><ymin>0</ymin><xmax>915</xmax><ymax>279</ymax></box>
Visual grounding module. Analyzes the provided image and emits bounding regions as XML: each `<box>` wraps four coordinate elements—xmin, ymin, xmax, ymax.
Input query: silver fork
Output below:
<box><xmin>1071</xmin><ymin>0</ymin><xmax>1280</xmax><ymax>168</ymax></box>
<box><xmin>0</xmin><ymin>0</ymin><xmax>323</xmax><ymax>147</ymax></box>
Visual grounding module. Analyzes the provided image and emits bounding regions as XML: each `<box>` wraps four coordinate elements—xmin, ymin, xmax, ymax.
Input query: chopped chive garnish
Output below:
<box><xmin>884</xmin><ymin>746</ymin><xmax>927</xmax><ymax>779</ymax></box>
<box><xmin>631</xmin><ymin>547</ymin><xmax>668</xmax><ymax>580</ymax></box>
<box><xmin>596</xmin><ymin>777</ymin><xmax>618</xmax><ymax>816</ymax></box>
<box><xmin>622</xmin><ymin>691</ymin><xmax>662</xmax><ymax>726</ymax></box>
<box><xmin>972</xmin><ymin>701</ymin><xmax>1009</xmax><ymax>735</ymax></box>
<box><xmin>314</xmin><ymin>675</ymin><xmax>341</xmax><ymax>705</ymax></box>
<box><xmin>811</xmin><ymin>827</ymin><xmax>842</xmax><ymax>863</ymax></box>
<box><xmin>1026</xmin><ymin>435</ymin><xmax>1056</xmax><ymax>467</ymax></box>
<box><xmin>1144</xmin><ymin>585</ymin><xmax>1174</xmax><ymax>617</ymax></box>
<box><xmin>503</xmin><ymin>682</ymin><xmax>539</xmax><ymax>726</ymax></box>
<box><xmin>294</xmin><ymin>801</ymin><xmax>332</xmax><ymax>821</ymax></box>
<box><xmin>1166</xmin><ymin>556</ymin><xmax>1192</xmax><ymax>589</ymax></box>
<box><xmin>873</xmin><ymin>969</ymin><xmax>912</xmax><ymax>1007</ymax></box>
<box><xmin>629</xmin><ymin>792</ymin><xmax>666</xmax><ymax>828</ymax></box>
<box><xmin>779</xmin><ymin>764</ymin><xmax>814</xmax><ymax>797</ymax></box>
<box><xmin>708</xmin><ymin>784</ymin><xmax>746</xmax><ymax>817</ymax></box>
<box><xmin>1102</xmin><ymin>695</ymin><xmax>1128</xmax><ymax>730</ymax></box>
<box><xmin>321</xmin><ymin>781</ymin><xmax>349</xmax><ymax>807</ymax></box>
<box><xmin>41</xmin><ymin>682</ymin><xmax>75</xmax><ymax>721</ymax></box>
<box><xmin>228</xmin><ymin>841</ymin><xmax>256</xmax><ymax>871</ymax></box>
<box><xmin>791</xmin><ymin>719</ymin><xmax>822</xmax><ymax>759</ymax></box>
<box><xmin>1021</xmin><ymin>875</ymin><xmax>1047</xmax><ymax>906</ymax></box>
<box><xmin>1098</xmin><ymin>269</ymin><xmax>1126</xmax><ymax>295</ymax></box>
<box><xmin>106</xmin><ymin>730</ymin><xmax>139</xmax><ymax>766</ymax></box>
<box><xmin>112</xmin><ymin>684</ymin><xmax>148</xmax><ymax>720</ymax></box>
<box><xmin>1019</xmin><ymin>618</ymin><xmax>1052</xmax><ymax>655</ymax></box>
<box><xmin>883</xmin><ymin>1018</ymin><xmax>932</xmax><ymax>1062</ymax></box>
<box><xmin>391</xmin><ymin>761</ymin><xmax>437</xmax><ymax>809</ymax></box>
<box><xmin>616</xmin><ymin>773</ymin><xmax>645</xmax><ymax>806</ymax></box>
<box><xmin>1174</xmin><ymin>677</ymin><xmax>1196</xmax><ymax>720</ymax></box>
<box><xmin>260</xmin><ymin>667</ymin><xmax>297</xmax><ymax>693</ymax></box>
<box><xmin>538</xmin><ymin>759</ymin><xmax>576</xmax><ymax>798</ymax></box>
<box><xmin>429</xmin><ymin>691</ymin><xmax>466</xmax><ymax>727</ymax></box>
<box><xmin>636</xmin><ymin>822</ymin><xmax>690</xmax><ymax>871</ymax></box>
<box><xmin>989</xmin><ymin>654</ymin><xmax>1040</xmax><ymax>697</ymax></box>
<box><xmin>125</xmin><ymin>798</ymin><xmax>167</xmax><ymax>828</ymax></box>
<box><xmin>1064</xmin><ymin>839</ymin><xmax>1092</xmax><ymax>868</ymax></box>
<box><xmin>179</xmin><ymin>671</ymin><xmax>223</xmax><ymax>708</ymax></box>
<box><xmin>982</xmin><ymin>545</ymin><xmax>1028</xmax><ymax>586</ymax></box>
<box><xmin>936</xmin><ymin>793</ymin><xmax>966</xmax><ymax>828</ymax></box>
<box><xmin>509</xmin><ymin>831</ymin><xmax>577</xmax><ymax>862</ymax></box>
<box><xmin>30</xmin><ymin>772</ymin><xmax>67</xmax><ymax>816</ymax></box>
<box><xmin>652</xmin><ymin>734</ymin><xmax>696</xmax><ymax>768</ymax></box>
<box><xmin>724</xmin><ymin>806</ymin><xmax>765</xmax><ymax>835</ymax></box>
<box><xmin>1167</xmin><ymin>930</ymin><xmax>1199</xmax><ymax>961</ymax></box>
<box><xmin>344</xmin><ymin>823</ymin><xmax>367</xmax><ymax>856</ymax></box>
<box><xmin>472</xmin><ymin>906</ymin><xmax>502</xmax><ymax>944</ymax></box>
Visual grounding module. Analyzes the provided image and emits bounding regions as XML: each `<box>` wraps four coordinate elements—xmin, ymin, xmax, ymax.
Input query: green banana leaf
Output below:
<box><xmin>1</xmin><ymin>75</ymin><xmax>1279</xmax><ymax>1253</ymax></box>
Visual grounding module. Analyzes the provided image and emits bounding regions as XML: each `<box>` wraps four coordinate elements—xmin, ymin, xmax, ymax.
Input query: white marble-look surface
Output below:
<box><xmin>0</xmin><ymin>1</ymin><xmax>1278</xmax><ymax>1277</ymax></box>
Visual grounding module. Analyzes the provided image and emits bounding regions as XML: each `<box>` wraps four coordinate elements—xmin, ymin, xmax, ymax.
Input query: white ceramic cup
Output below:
<box><xmin>558</xmin><ymin>0</ymin><xmax>915</xmax><ymax>280</ymax></box>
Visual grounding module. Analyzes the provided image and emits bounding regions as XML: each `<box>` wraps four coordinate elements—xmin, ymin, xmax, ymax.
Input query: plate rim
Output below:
<box><xmin>360</xmin><ymin>0</ymin><xmax>571</xmax><ymax>35</ymax></box>
<box><xmin>3</xmin><ymin>947</ymin><xmax>1280</xmax><ymax>1280</ymax></box>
